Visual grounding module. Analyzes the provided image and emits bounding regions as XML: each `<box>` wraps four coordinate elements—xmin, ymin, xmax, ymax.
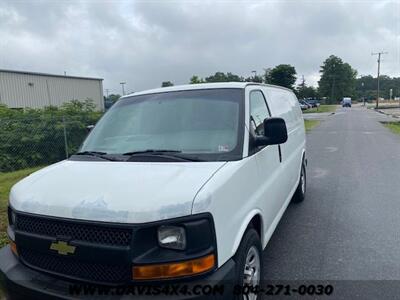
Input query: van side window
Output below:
<box><xmin>249</xmin><ymin>90</ymin><xmax>270</xmax><ymax>136</ymax></box>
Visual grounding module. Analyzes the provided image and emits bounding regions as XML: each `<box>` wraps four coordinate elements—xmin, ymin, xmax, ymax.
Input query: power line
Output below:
<box><xmin>371</xmin><ymin>51</ymin><xmax>388</xmax><ymax>109</ymax></box>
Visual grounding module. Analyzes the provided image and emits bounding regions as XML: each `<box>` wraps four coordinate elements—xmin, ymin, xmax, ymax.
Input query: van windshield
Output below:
<box><xmin>80</xmin><ymin>88</ymin><xmax>244</xmax><ymax>161</ymax></box>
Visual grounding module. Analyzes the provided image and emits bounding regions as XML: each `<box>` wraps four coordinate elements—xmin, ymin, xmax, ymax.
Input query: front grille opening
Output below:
<box><xmin>16</xmin><ymin>214</ymin><xmax>133</xmax><ymax>246</ymax></box>
<box><xmin>20</xmin><ymin>248</ymin><xmax>131</xmax><ymax>284</ymax></box>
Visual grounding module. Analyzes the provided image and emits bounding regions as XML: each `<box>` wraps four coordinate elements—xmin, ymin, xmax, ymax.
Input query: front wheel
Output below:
<box><xmin>234</xmin><ymin>228</ymin><xmax>263</xmax><ymax>300</ymax></box>
<box><xmin>292</xmin><ymin>161</ymin><xmax>306</xmax><ymax>203</ymax></box>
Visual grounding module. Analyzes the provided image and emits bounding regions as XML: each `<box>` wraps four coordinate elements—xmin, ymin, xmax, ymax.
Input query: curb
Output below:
<box><xmin>377</xmin><ymin>110</ymin><xmax>399</xmax><ymax>119</ymax></box>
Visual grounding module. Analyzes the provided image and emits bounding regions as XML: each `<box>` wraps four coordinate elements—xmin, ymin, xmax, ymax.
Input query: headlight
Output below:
<box><xmin>132</xmin><ymin>214</ymin><xmax>217</xmax><ymax>280</ymax></box>
<box><xmin>158</xmin><ymin>225</ymin><xmax>186</xmax><ymax>250</ymax></box>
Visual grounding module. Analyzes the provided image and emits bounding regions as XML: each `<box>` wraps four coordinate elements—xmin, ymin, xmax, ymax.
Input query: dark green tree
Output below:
<box><xmin>297</xmin><ymin>86</ymin><xmax>318</xmax><ymax>99</ymax></box>
<box><xmin>296</xmin><ymin>77</ymin><xmax>318</xmax><ymax>99</ymax></box>
<box><xmin>104</xmin><ymin>94</ymin><xmax>121</xmax><ymax>109</ymax></box>
<box><xmin>244</xmin><ymin>75</ymin><xmax>263</xmax><ymax>83</ymax></box>
<box><xmin>189</xmin><ymin>75</ymin><xmax>204</xmax><ymax>84</ymax></box>
<box><xmin>318</xmin><ymin>55</ymin><xmax>357</xmax><ymax>104</ymax></box>
<box><xmin>264</xmin><ymin>64</ymin><xmax>297</xmax><ymax>89</ymax></box>
<box><xmin>107</xmin><ymin>94</ymin><xmax>121</xmax><ymax>102</ymax></box>
<box><xmin>161</xmin><ymin>81</ymin><xmax>174</xmax><ymax>87</ymax></box>
<box><xmin>205</xmin><ymin>72</ymin><xmax>243</xmax><ymax>82</ymax></box>
<box><xmin>355</xmin><ymin>75</ymin><xmax>400</xmax><ymax>101</ymax></box>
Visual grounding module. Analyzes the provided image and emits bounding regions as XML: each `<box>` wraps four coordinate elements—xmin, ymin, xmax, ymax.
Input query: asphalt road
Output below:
<box><xmin>262</xmin><ymin>106</ymin><xmax>400</xmax><ymax>299</ymax></box>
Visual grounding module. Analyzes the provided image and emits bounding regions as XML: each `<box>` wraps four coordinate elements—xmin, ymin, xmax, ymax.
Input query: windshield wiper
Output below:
<box><xmin>75</xmin><ymin>151</ymin><xmax>120</xmax><ymax>161</ymax></box>
<box><xmin>123</xmin><ymin>149</ymin><xmax>203</xmax><ymax>162</ymax></box>
<box><xmin>123</xmin><ymin>149</ymin><xmax>182</xmax><ymax>155</ymax></box>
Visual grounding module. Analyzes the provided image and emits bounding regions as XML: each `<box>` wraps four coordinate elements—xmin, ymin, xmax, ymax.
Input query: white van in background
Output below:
<box><xmin>342</xmin><ymin>97</ymin><xmax>352</xmax><ymax>107</ymax></box>
<box><xmin>2</xmin><ymin>82</ymin><xmax>307</xmax><ymax>299</ymax></box>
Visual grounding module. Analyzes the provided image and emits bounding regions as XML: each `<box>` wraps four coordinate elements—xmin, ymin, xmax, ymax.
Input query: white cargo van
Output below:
<box><xmin>1</xmin><ymin>83</ymin><xmax>306</xmax><ymax>299</ymax></box>
<box><xmin>342</xmin><ymin>97</ymin><xmax>352</xmax><ymax>107</ymax></box>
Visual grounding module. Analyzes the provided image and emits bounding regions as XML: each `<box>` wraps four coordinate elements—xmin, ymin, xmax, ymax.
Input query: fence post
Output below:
<box><xmin>62</xmin><ymin>116</ymin><xmax>69</xmax><ymax>158</ymax></box>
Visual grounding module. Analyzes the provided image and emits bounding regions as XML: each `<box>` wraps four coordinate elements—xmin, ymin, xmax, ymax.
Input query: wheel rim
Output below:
<box><xmin>243</xmin><ymin>246</ymin><xmax>260</xmax><ymax>300</ymax></box>
<box><xmin>301</xmin><ymin>167</ymin><xmax>306</xmax><ymax>194</ymax></box>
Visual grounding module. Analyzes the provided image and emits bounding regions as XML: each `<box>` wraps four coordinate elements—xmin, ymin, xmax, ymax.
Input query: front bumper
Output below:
<box><xmin>0</xmin><ymin>245</ymin><xmax>236</xmax><ymax>300</ymax></box>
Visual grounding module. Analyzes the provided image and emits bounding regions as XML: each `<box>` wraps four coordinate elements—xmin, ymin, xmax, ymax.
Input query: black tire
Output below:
<box><xmin>292</xmin><ymin>160</ymin><xmax>306</xmax><ymax>203</ymax></box>
<box><xmin>233</xmin><ymin>228</ymin><xmax>263</xmax><ymax>300</ymax></box>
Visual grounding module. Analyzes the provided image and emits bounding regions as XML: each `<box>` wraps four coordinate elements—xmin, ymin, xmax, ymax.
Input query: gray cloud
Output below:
<box><xmin>0</xmin><ymin>0</ymin><xmax>399</xmax><ymax>94</ymax></box>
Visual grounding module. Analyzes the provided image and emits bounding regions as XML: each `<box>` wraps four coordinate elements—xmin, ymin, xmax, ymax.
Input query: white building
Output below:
<box><xmin>0</xmin><ymin>69</ymin><xmax>104</xmax><ymax>111</ymax></box>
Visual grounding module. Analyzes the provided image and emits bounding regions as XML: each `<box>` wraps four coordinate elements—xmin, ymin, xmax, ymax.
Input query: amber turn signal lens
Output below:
<box><xmin>10</xmin><ymin>241</ymin><xmax>18</xmax><ymax>256</ymax></box>
<box><xmin>133</xmin><ymin>254</ymin><xmax>215</xmax><ymax>280</ymax></box>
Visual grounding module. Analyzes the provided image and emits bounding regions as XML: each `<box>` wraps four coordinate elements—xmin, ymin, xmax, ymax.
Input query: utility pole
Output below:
<box><xmin>120</xmin><ymin>82</ymin><xmax>126</xmax><ymax>95</ymax></box>
<box><xmin>251</xmin><ymin>70</ymin><xmax>257</xmax><ymax>80</ymax></box>
<box><xmin>105</xmin><ymin>89</ymin><xmax>110</xmax><ymax>98</ymax></box>
<box><xmin>301</xmin><ymin>75</ymin><xmax>305</xmax><ymax>87</ymax></box>
<box><xmin>371</xmin><ymin>51</ymin><xmax>388</xmax><ymax>109</ymax></box>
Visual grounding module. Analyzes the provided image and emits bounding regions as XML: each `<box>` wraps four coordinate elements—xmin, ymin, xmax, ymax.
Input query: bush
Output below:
<box><xmin>0</xmin><ymin>99</ymin><xmax>102</xmax><ymax>172</ymax></box>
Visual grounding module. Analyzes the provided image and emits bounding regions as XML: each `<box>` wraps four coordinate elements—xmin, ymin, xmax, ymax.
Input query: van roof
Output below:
<box><xmin>120</xmin><ymin>82</ymin><xmax>293</xmax><ymax>99</ymax></box>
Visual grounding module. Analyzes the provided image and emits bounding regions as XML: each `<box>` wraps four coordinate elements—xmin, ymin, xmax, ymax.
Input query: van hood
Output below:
<box><xmin>10</xmin><ymin>160</ymin><xmax>226</xmax><ymax>223</ymax></box>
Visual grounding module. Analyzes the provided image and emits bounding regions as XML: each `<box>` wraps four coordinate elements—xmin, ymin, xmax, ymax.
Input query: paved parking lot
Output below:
<box><xmin>263</xmin><ymin>106</ymin><xmax>400</xmax><ymax>298</ymax></box>
<box><xmin>302</xmin><ymin>111</ymin><xmax>335</xmax><ymax>120</ymax></box>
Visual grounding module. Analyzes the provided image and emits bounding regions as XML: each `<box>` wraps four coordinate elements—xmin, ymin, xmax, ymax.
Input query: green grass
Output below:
<box><xmin>382</xmin><ymin>122</ymin><xmax>400</xmax><ymax>135</ymax></box>
<box><xmin>303</xmin><ymin>105</ymin><xmax>338</xmax><ymax>114</ymax></box>
<box><xmin>304</xmin><ymin>119</ymin><xmax>320</xmax><ymax>132</ymax></box>
<box><xmin>0</xmin><ymin>167</ymin><xmax>43</xmax><ymax>248</ymax></box>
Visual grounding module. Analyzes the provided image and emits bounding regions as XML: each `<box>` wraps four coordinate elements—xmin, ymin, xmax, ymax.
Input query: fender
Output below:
<box><xmin>297</xmin><ymin>149</ymin><xmax>306</xmax><ymax>185</ymax></box>
<box><xmin>231</xmin><ymin>209</ymin><xmax>264</xmax><ymax>257</ymax></box>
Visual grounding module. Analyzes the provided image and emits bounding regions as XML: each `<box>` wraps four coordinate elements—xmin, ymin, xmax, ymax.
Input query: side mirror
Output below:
<box><xmin>86</xmin><ymin>125</ymin><xmax>95</xmax><ymax>132</ymax></box>
<box><xmin>255</xmin><ymin>117</ymin><xmax>288</xmax><ymax>146</ymax></box>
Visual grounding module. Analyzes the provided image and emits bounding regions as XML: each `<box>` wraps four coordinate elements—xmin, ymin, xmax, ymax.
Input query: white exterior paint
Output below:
<box><xmin>10</xmin><ymin>82</ymin><xmax>306</xmax><ymax>268</ymax></box>
<box><xmin>192</xmin><ymin>84</ymin><xmax>306</xmax><ymax>266</ymax></box>
<box><xmin>10</xmin><ymin>160</ymin><xmax>226</xmax><ymax>224</ymax></box>
<box><xmin>0</xmin><ymin>69</ymin><xmax>104</xmax><ymax>110</ymax></box>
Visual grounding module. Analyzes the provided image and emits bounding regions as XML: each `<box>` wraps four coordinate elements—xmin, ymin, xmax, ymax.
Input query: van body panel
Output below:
<box><xmin>4</xmin><ymin>83</ymin><xmax>307</xmax><ymax>290</ymax></box>
<box><xmin>192</xmin><ymin>85</ymin><xmax>306</xmax><ymax>267</ymax></box>
<box><xmin>10</xmin><ymin>160</ymin><xmax>226</xmax><ymax>223</ymax></box>
<box><xmin>192</xmin><ymin>157</ymin><xmax>261</xmax><ymax>266</ymax></box>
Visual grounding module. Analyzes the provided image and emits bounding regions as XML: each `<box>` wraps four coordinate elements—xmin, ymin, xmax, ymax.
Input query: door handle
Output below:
<box><xmin>278</xmin><ymin>145</ymin><xmax>282</xmax><ymax>163</ymax></box>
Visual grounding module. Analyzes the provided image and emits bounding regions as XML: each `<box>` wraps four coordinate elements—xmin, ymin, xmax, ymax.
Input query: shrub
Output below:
<box><xmin>0</xmin><ymin>100</ymin><xmax>102</xmax><ymax>172</ymax></box>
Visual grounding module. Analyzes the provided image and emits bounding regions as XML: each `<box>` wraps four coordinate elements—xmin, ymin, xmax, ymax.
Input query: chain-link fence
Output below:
<box><xmin>0</xmin><ymin>114</ymin><xmax>100</xmax><ymax>173</ymax></box>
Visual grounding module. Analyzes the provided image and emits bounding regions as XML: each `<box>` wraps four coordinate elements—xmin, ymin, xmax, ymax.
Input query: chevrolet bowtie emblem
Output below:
<box><xmin>50</xmin><ymin>241</ymin><xmax>76</xmax><ymax>255</ymax></box>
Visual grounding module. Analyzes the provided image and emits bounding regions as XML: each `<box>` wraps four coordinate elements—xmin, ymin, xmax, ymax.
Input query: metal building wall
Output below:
<box><xmin>0</xmin><ymin>71</ymin><xmax>104</xmax><ymax>111</ymax></box>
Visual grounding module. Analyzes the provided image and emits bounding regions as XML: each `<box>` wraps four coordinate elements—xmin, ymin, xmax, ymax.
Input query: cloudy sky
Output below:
<box><xmin>0</xmin><ymin>0</ymin><xmax>399</xmax><ymax>95</ymax></box>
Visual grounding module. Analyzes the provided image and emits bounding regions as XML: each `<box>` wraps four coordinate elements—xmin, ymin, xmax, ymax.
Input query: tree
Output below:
<box><xmin>161</xmin><ymin>81</ymin><xmax>174</xmax><ymax>87</ymax></box>
<box><xmin>297</xmin><ymin>85</ymin><xmax>318</xmax><ymax>99</ymax></box>
<box><xmin>205</xmin><ymin>72</ymin><xmax>243</xmax><ymax>82</ymax></box>
<box><xmin>107</xmin><ymin>94</ymin><xmax>121</xmax><ymax>102</ymax></box>
<box><xmin>244</xmin><ymin>75</ymin><xmax>263</xmax><ymax>83</ymax></box>
<box><xmin>264</xmin><ymin>64</ymin><xmax>297</xmax><ymax>89</ymax></box>
<box><xmin>104</xmin><ymin>94</ymin><xmax>120</xmax><ymax>109</ymax></box>
<box><xmin>190</xmin><ymin>75</ymin><xmax>204</xmax><ymax>84</ymax></box>
<box><xmin>355</xmin><ymin>75</ymin><xmax>400</xmax><ymax>100</ymax></box>
<box><xmin>318</xmin><ymin>55</ymin><xmax>357</xmax><ymax>104</ymax></box>
<box><xmin>296</xmin><ymin>77</ymin><xmax>318</xmax><ymax>99</ymax></box>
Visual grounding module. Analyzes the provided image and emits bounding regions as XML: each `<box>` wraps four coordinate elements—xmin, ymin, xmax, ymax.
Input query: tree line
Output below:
<box><xmin>157</xmin><ymin>55</ymin><xmax>399</xmax><ymax>104</ymax></box>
